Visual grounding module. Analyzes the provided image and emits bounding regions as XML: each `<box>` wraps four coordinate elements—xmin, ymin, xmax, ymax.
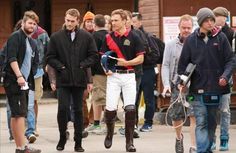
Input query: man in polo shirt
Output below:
<box><xmin>101</xmin><ymin>9</ymin><xmax>144</xmax><ymax>152</ymax></box>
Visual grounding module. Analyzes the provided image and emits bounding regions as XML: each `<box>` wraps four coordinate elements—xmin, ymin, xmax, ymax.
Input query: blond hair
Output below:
<box><xmin>23</xmin><ymin>10</ymin><xmax>39</xmax><ymax>23</ymax></box>
<box><xmin>178</xmin><ymin>14</ymin><xmax>193</xmax><ymax>27</ymax></box>
<box><xmin>65</xmin><ymin>8</ymin><xmax>80</xmax><ymax>19</ymax></box>
<box><xmin>111</xmin><ymin>9</ymin><xmax>127</xmax><ymax>20</ymax></box>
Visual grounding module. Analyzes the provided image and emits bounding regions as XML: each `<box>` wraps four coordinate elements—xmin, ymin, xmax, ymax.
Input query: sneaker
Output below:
<box><xmin>86</xmin><ymin>125</ymin><xmax>101</xmax><ymax>133</ymax></box>
<box><xmin>211</xmin><ymin>142</ymin><xmax>216</xmax><ymax>151</ymax></box>
<box><xmin>175</xmin><ymin>135</ymin><xmax>184</xmax><ymax>153</ymax></box>
<box><xmin>66</xmin><ymin>130</ymin><xmax>70</xmax><ymax>140</ymax></box>
<box><xmin>119</xmin><ymin>127</ymin><xmax>125</xmax><ymax>135</ymax></box>
<box><xmin>93</xmin><ymin>127</ymin><xmax>107</xmax><ymax>135</ymax></box>
<box><xmin>119</xmin><ymin>127</ymin><xmax>139</xmax><ymax>138</ymax></box>
<box><xmin>33</xmin><ymin>131</ymin><xmax>39</xmax><ymax>137</ymax></box>
<box><xmin>139</xmin><ymin>124</ymin><xmax>152</xmax><ymax>132</ymax></box>
<box><xmin>24</xmin><ymin>146</ymin><xmax>41</xmax><ymax>153</ymax></box>
<box><xmin>133</xmin><ymin>128</ymin><xmax>140</xmax><ymax>138</ymax></box>
<box><xmin>82</xmin><ymin>130</ymin><xmax>88</xmax><ymax>138</ymax></box>
<box><xmin>9</xmin><ymin>135</ymin><xmax>14</xmax><ymax>142</ymax></box>
<box><xmin>219</xmin><ymin>140</ymin><xmax>229</xmax><ymax>151</ymax></box>
<box><xmin>189</xmin><ymin>146</ymin><xmax>197</xmax><ymax>153</ymax></box>
<box><xmin>27</xmin><ymin>134</ymin><xmax>37</xmax><ymax>144</ymax></box>
<box><xmin>15</xmin><ymin>149</ymin><xmax>24</xmax><ymax>153</ymax></box>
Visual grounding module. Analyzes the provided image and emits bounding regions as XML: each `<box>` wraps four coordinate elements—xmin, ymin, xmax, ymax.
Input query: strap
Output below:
<box><xmin>232</xmin><ymin>31</ymin><xmax>236</xmax><ymax>53</ymax></box>
<box><xmin>106</xmin><ymin>34</ymin><xmax>132</xmax><ymax>69</ymax></box>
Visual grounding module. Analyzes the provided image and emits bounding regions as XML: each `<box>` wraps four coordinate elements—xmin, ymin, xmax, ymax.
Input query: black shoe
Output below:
<box><xmin>74</xmin><ymin>142</ymin><xmax>85</xmax><ymax>152</ymax></box>
<box><xmin>56</xmin><ymin>136</ymin><xmax>67</xmax><ymax>151</ymax></box>
<box><xmin>175</xmin><ymin>135</ymin><xmax>184</xmax><ymax>153</ymax></box>
<box><xmin>82</xmin><ymin>130</ymin><xmax>88</xmax><ymax>138</ymax></box>
<box><xmin>15</xmin><ymin>149</ymin><xmax>24</xmax><ymax>153</ymax></box>
<box><xmin>126</xmin><ymin>144</ymin><xmax>136</xmax><ymax>152</ymax></box>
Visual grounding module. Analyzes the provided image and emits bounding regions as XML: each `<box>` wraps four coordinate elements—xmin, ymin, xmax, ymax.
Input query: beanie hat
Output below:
<box><xmin>83</xmin><ymin>11</ymin><xmax>95</xmax><ymax>22</ymax></box>
<box><xmin>196</xmin><ymin>7</ymin><xmax>215</xmax><ymax>26</ymax></box>
<box><xmin>213</xmin><ymin>7</ymin><xmax>229</xmax><ymax>17</ymax></box>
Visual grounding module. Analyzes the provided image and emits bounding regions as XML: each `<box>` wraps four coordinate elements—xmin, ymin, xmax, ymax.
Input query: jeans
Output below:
<box><xmin>219</xmin><ymin>93</ymin><xmax>231</xmax><ymax>140</ymax></box>
<box><xmin>137</xmin><ymin>68</ymin><xmax>156</xmax><ymax>126</ymax></box>
<box><xmin>25</xmin><ymin>90</ymin><xmax>36</xmax><ymax>137</ymax></box>
<box><xmin>192</xmin><ymin>94</ymin><xmax>219</xmax><ymax>153</ymax></box>
<box><xmin>6</xmin><ymin>99</ymin><xmax>12</xmax><ymax>138</ymax></box>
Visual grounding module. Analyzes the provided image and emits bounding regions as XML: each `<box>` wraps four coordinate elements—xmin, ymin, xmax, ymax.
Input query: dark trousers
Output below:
<box><xmin>57</xmin><ymin>87</ymin><xmax>84</xmax><ymax>142</ymax></box>
<box><xmin>135</xmin><ymin>68</ymin><xmax>156</xmax><ymax>126</ymax></box>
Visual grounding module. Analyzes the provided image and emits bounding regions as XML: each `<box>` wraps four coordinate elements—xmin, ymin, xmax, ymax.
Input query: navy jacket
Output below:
<box><xmin>178</xmin><ymin>28</ymin><xmax>234</xmax><ymax>94</ymax></box>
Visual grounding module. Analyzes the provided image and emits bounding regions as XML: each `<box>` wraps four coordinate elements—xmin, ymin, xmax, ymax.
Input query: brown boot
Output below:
<box><xmin>104</xmin><ymin>110</ymin><xmax>117</xmax><ymax>149</ymax></box>
<box><xmin>125</xmin><ymin>105</ymin><xmax>136</xmax><ymax>152</ymax></box>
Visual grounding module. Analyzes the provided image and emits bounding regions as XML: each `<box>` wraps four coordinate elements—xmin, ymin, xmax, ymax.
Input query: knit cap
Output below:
<box><xmin>213</xmin><ymin>7</ymin><xmax>229</xmax><ymax>17</ymax></box>
<box><xmin>83</xmin><ymin>11</ymin><xmax>95</xmax><ymax>21</ymax></box>
<box><xmin>196</xmin><ymin>7</ymin><xmax>215</xmax><ymax>26</ymax></box>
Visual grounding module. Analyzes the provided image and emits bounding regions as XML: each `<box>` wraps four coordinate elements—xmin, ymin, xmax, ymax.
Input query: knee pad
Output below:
<box><xmin>125</xmin><ymin>105</ymin><xmax>136</xmax><ymax>120</ymax></box>
<box><xmin>125</xmin><ymin>105</ymin><xmax>136</xmax><ymax>111</ymax></box>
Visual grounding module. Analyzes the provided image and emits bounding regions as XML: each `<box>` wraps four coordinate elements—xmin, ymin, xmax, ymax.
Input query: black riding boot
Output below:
<box><xmin>125</xmin><ymin>105</ymin><xmax>136</xmax><ymax>152</ymax></box>
<box><xmin>104</xmin><ymin>110</ymin><xmax>117</xmax><ymax>149</ymax></box>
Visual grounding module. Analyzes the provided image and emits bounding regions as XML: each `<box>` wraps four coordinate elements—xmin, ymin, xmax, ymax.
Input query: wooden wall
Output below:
<box><xmin>0</xmin><ymin>0</ymin><xmax>13</xmax><ymax>48</ymax></box>
<box><xmin>139</xmin><ymin>0</ymin><xmax>160</xmax><ymax>37</ymax></box>
<box><xmin>51</xmin><ymin>0</ymin><xmax>134</xmax><ymax>33</ymax></box>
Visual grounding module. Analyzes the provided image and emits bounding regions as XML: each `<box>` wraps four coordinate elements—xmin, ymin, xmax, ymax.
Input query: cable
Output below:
<box><xmin>165</xmin><ymin>91</ymin><xmax>189</xmax><ymax>129</ymax></box>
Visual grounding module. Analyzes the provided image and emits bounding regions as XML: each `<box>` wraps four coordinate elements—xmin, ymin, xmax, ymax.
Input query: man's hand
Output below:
<box><xmin>50</xmin><ymin>83</ymin><xmax>56</xmax><ymax>91</ymax></box>
<box><xmin>17</xmin><ymin>76</ymin><xmax>26</xmax><ymax>87</ymax></box>
<box><xmin>105</xmin><ymin>70</ymin><xmax>113</xmax><ymax>76</ymax></box>
<box><xmin>177</xmin><ymin>84</ymin><xmax>187</xmax><ymax>93</ymax></box>
<box><xmin>219</xmin><ymin>77</ymin><xmax>227</xmax><ymax>86</ymax></box>
<box><xmin>162</xmin><ymin>86</ymin><xmax>171</xmax><ymax>97</ymax></box>
<box><xmin>87</xmin><ymin>83</ymin><xmax>93</xmax><ymax>92</ymax></box>
<box><xmin>117</xmin><ymin>58</ymin><xmax>128</xmax><ymax>66</ymax></box>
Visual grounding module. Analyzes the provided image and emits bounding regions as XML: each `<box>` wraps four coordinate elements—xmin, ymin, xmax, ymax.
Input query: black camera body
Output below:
<box><xmin>179</xmin><ymin>63</ymin><xmax>196</xmax><ymax>86</ymax></box>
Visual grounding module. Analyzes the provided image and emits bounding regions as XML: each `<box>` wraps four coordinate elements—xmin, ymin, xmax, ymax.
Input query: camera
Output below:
<box><xmin>179</xmin><ymin>63</ymin><xmax>196</xmax><ymax>86</ymax></box>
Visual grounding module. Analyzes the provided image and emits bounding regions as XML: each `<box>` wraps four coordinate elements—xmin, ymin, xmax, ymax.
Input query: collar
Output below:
<box><xmin>114</xmin><ymin>29</ymin><xmax>130</xmax><ymax>37</ymax></box>
<box><xmin>19</xmin><ymin>29</ymin><xmax>29</xmax><ymax>39</ymax></box>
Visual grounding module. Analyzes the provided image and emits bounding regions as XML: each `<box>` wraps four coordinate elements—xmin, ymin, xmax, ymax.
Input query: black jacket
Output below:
<box><xmin>47</xmin><ymin>28</ymin><xmax>98</xmax><ymax>88</ymax></box>
<box><xmin>178</xmin><ymin>28</ymin><xmax>234</xmax><ymax>94</ymax></box>
<box><xmin>4</xmin><ymin>29</ymin><xmax>39</xmax><ymax>91</ymax></box>
<box><xmin>92</xmin><ymin>29</ymin><xmax>108</xmax><ymax>75</ymax></box>
<box><xmin>222</xmin><ymin>24</ymin><xmax>235</xmax><ymax>48</ymax></box>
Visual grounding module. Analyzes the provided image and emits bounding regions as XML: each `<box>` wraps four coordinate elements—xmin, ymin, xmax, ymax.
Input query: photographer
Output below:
<box><xmin>178</xmin><ymin>8</ymin><xmax>234</xmax><ymax>153</ymax></box>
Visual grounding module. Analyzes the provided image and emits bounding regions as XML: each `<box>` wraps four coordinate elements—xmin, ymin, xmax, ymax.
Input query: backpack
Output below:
<box><xmin>0</xmin><ymin>44</ymin><xmax>7</xmax><ymax>85</ymax></box>
<box><xmin>144</xmin><ymin>32</ymin><xmax>165</xmax><ymax>65</ymax></box>
<box><xmin>232</xmin><ymin>31</ymin><xmax>236</xmax><ymax>53</ymax></box>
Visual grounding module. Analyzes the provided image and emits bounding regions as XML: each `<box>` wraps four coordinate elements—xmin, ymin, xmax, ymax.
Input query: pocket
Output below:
<box><xmin>74</xmin><ymin>68</ymin><xmax>86</xmax><ymax>85</ymax></box>
<box><xmin>4</xmin><ymin>81</ymin><xmax>21</xmax><ymax>95</ymax></box>
<box><xmin>58</xmin><ymin>69</ymin><xmax>70</xmax><ymax>84</ymax></box>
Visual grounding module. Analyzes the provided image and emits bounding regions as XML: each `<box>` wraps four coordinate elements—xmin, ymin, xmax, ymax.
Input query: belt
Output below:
<box><xmin>115</xmin><ymin>69</ymin><xmax>135</xmax><ymax>74</ymax></box>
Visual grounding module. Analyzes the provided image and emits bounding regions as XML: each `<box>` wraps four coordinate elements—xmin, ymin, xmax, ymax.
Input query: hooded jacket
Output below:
<box><xmin>178</xmin><ymin>28</ymin><xmax>234</xmax><ymax>94</ymax></box>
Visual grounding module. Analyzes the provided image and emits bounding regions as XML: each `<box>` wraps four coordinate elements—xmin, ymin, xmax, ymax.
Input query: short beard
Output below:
<box><xmin>23</xmin><ymin>27</ymin><xmax>34</xmax><ymax>35</ymax></box>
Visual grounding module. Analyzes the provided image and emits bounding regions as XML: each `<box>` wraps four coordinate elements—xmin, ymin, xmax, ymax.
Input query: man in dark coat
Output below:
<box><xmin>47</xmin><ymin>8</ymin><xmax>98</xmax><ymax>152</ymax></box>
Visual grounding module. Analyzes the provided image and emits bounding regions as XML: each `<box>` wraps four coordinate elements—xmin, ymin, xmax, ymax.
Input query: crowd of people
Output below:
<box><xmin>1</xmin><ymin>5</ymin><xmax>235</xmax><ymax>153</ymax></box>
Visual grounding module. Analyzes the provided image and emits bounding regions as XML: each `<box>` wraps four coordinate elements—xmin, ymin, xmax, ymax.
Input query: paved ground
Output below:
<box><xmin>1</xmin><ymin>102</ymin><xmax>236</xmax><ymax>153</ymax></box>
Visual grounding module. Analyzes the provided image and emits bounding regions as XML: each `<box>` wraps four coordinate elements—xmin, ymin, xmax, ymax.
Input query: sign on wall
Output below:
<box><xmin>163</xmin><ymin>16</ymin><xmax>198</xmax><ymax>43</ymax></box>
